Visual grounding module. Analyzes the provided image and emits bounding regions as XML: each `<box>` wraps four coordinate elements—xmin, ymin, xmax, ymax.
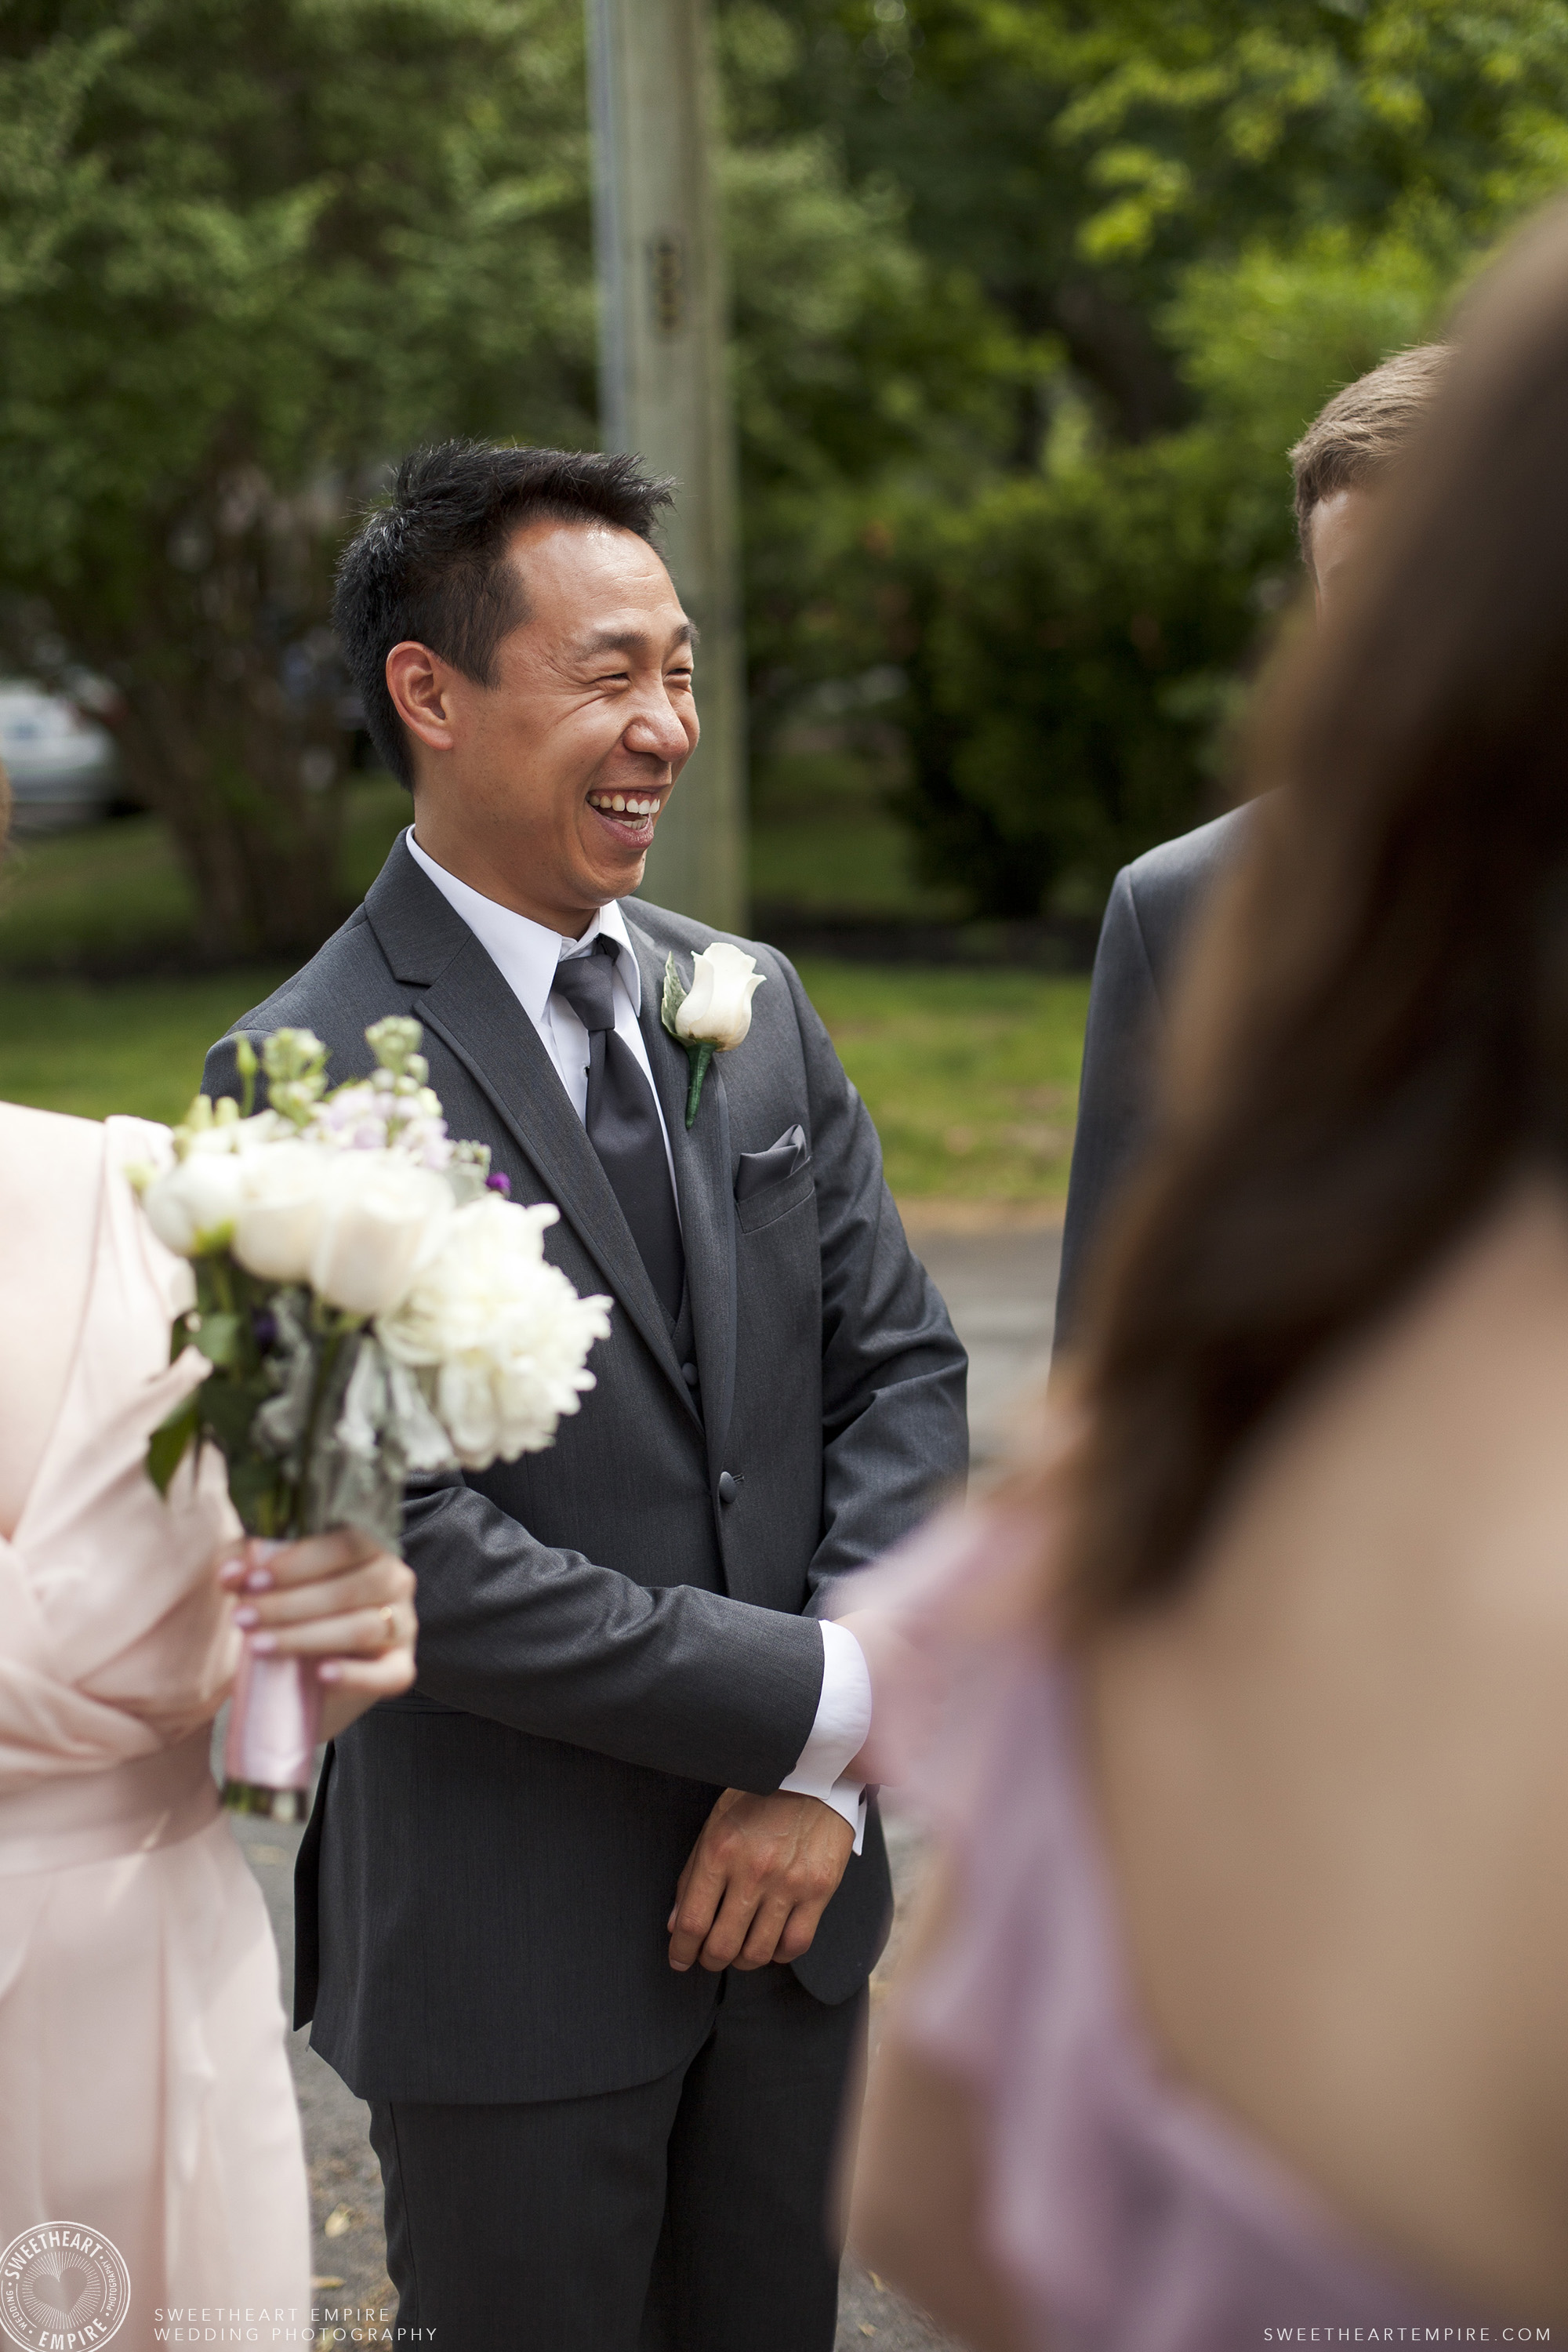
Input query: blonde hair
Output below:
<box><xmin>1289</xmin><ymin>344</ymin><xmax>1454</xmax><ymax>559</ymax></box>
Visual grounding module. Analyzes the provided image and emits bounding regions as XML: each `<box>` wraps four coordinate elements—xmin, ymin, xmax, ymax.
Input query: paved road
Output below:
<box><xmin>903</xmin><ymin>1210</ymin><xmax>1061</xmax><ymax>1469</ymax></box>
<box><xmin>234</xmin><ymin>1211</ymin><xmax>1062</xmax><ymax>2349</ymax></box>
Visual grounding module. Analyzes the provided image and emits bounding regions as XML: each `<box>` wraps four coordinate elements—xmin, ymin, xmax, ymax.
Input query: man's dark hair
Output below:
<box><xmin>1287</xmin><ymin>344</ymin><xmax>1453</xmax><ymax>565</ymax></box>
<box><xmin>334</xmin><ymin>441</ymin><xmax>675</xmax><ymax>789</ymax></box>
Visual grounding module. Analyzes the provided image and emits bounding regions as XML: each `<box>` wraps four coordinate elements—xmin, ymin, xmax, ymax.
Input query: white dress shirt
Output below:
<box><xmin>405</xmin><ymin>829</ymin><xmax>871</xmax><ymax>1846</ymax></box>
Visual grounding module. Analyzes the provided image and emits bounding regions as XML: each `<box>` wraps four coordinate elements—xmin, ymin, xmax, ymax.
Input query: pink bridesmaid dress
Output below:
<box><xmin>0</xmin><ymin>1114</ymin><xmax>310</xmax><ymax>2348</ymax></box>
<box><xmin>851</xmin><ymin>1512</ymin><xmax>1473</xmax><ymax>2352</ymax></box>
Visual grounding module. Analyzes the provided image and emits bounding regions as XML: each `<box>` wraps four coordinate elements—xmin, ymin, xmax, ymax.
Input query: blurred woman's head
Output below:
<box><xmin>1063</xmin><ymin>199</ymin><xmax>1568</xmax><ymax>1630</ymax></box>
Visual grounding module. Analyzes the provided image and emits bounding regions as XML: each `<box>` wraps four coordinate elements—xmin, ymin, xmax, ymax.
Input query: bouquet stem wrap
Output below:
<box><xmin>223</xmin><ymin>1635</ymin><xmax>321</xmax><ymax>1820</ymax></box>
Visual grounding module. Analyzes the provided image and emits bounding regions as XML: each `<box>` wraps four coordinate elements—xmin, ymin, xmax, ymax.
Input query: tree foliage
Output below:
<box><xmin>5</xmin><ymin>0</ymin><xmax>1568</xmax><ymax>935</ymax></box>
<box><xmin>0</xmin><ymin>0</ymin><xmax>593</xmax><ymax>952</ymax></box>
<box><xmin>0</xmin><ymin>0</ymin><xmax>975</xmax><ymax>949</ymax></box>
<box><xmin>754</xmin><ymin>0</ymin><xmax>1568</xmax><ymax>912</ymax></box>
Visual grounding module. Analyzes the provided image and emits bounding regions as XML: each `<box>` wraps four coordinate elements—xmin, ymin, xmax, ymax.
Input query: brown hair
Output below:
<box><xmin>1059</xmin><ymin>204</ymin><xmax>1568</xmax><ymax>1632</ymax></box>
<box><xmin>1289</xmin><ymin>343</ymin><xmax>1454</xmax><ymax>561</ymax></box>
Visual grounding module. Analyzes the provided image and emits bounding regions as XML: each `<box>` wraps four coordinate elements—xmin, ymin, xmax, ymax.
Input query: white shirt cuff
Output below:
<box><xmin>778</xmin><ymin>1619</ymin><xmax>872</xmax><ymax>1854</ymax></box>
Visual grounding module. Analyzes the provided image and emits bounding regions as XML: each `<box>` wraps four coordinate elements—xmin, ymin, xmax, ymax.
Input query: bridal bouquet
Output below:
<box><xmin>132</xmin><ymin>1018</ymin><xmax>612</xmax><ymax>1814</ymax></box>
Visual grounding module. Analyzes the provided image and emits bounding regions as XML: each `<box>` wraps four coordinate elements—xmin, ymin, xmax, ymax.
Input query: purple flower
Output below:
<box><xmin>485</xmin><ymin>1171</ymin><xmax>512</xmax><ymax>1196</ymax></box>
<box><xmin>251</xmin><ymin>1307</ymin><xmax>278</xmax><ymax>1352</ymax></box>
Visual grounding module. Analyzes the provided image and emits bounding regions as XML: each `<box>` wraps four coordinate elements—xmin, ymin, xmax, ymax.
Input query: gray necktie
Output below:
<box><xmin>550</xmin><ymin>938</ymin><xmax>686</xmax><ymax>1322</ymax></box>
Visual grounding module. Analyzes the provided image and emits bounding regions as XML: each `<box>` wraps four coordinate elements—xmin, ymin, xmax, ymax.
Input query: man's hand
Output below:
<box><xmin>667</xmin><ymin>1788</ymin><xmax>855</xmax><ymax>1974</ymax></box>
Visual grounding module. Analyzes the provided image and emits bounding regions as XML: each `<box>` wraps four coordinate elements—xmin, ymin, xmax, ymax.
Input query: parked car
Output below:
<box><xmin>0</xmin><ymin>678</ymin><xmax>122</xmax><ymax>833</ymax></box>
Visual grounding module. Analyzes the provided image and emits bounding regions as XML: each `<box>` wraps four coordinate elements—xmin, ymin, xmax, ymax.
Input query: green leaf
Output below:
<box><xmin>147</xmin><ymin>1396</ymin><xmax>201</xmax><ymax>1497</ymax></box>
<box><xmin>193</xmin><ymin>1310</ymin><xmax>244</xmax><ymax>1367</ymax></box>
<box><xmin>227</xmin><ymin>1453</ymin><xmax>293</xmax><ymax>1539</ymax></box>
<box><xmin>660</xmin><ymin>951</ymin><xmax>688</xmax><ymax>1039</ymax></box>
<box><xmin>201</xmin><ymin>1374</ymin><xmax>274</xmax><ymax>1458</ymax></box>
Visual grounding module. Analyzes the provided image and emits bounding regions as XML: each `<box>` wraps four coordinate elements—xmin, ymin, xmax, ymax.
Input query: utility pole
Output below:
<box><xmin>586</xmin><ymin>0</ymin><xmax>748</xmax><ymax>932</ymax></box>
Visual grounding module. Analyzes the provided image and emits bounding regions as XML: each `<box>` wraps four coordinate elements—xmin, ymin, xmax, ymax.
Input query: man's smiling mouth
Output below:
<box><xmin>587</xmin><ymin>789</ymin><xmax>665</xmax><ymax>840</ymax></box>
<box><xmin>588</xmin><ymin>789</ymin><xmax>663</xmax><ymax>816</ymax></box>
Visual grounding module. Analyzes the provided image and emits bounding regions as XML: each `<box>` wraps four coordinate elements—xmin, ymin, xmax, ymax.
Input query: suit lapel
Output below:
<box><xmin>365</xmin><ymin>844</ymin><xmax>692</xmax><ymax>1411</ymax></box>
<box><xmin>628</xmin><ymin>918</ymin><xmax>737</xmax><ymax>1481</ymax></box>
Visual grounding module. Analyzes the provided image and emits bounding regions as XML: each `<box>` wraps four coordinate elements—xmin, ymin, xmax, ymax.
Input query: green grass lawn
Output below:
<box><xmin>0</xmin><ymin>961</ymin><xmax>1087</xmax><ymax>1200</ymax></box>
<box><xmin>0</xmin><ymin>777</ymin><xmax>964</xmax><ymax>972</ymax></box>
<box><xmin>798</xmin><ymin>961</ymin><xmax>1086</xmax><ymax>1200</ymax></box>
<box><xmin>0</xmin><ymin>971</ymin><xmax>292</xmax><ymax>1124</ymax></box>
<box><xmin>0</xmin><ymin>782</ymin><xmax>414</xmax><ymax>975</ymax></box>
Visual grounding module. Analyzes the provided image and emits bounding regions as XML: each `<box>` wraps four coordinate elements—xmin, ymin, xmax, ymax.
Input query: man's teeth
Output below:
<box><xmin>589</xmin><ymin>793</ymin><xmax>661</xmax><ymax>816</ymax></box>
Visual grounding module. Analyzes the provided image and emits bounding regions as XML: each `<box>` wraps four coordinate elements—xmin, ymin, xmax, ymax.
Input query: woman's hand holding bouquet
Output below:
<box><xmin>216</xmin><ymin>1529</ymin><xmax>417</xmax><ymax>1744</ymax></box>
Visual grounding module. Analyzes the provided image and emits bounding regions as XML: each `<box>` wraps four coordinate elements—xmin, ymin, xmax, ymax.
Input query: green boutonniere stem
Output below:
<box><xmin>683</xmin><ymin>1041</ymin><xmax>716</xmax><ymax>1130</ymax></box>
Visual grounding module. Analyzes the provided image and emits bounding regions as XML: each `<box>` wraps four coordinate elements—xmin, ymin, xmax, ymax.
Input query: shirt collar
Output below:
<box><xmin>566</xmin><ymin>895</ymin><xmax>641</xmax><ymax>1013</ymax></box>
<box><xmin>404</xmin><ymin>828</ymin><xmax>641</xmax><ymax>1022</ymax></box>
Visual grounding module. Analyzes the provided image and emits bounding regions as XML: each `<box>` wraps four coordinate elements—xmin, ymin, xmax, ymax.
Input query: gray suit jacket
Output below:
<box><xmin>202</xmin><ymin>837</ymin><xmax>967</xmax><ymax>2105</ymax></box>
<box><xmin>1054</xmin><ymin>806</ymin><xmax>1251</xmax><ymax>1352</ymax></box>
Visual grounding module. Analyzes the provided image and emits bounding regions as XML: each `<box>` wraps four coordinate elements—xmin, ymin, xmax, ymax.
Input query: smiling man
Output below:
<box><xmin>201</xmin><ymin>442</ymin><xmax>967</xmax><ymax>2350</ymax></box>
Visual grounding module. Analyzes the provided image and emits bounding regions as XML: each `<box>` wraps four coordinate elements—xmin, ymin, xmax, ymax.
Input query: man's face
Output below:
<box><xmin>391</xmin><ymin>517</ymin><xmax>699</xmax><ymax>933</ymax></box>
<box><xmin>1307</xmin><ymin>484</ymin><xmax>1381</xmax><ymax>615</ymax></box>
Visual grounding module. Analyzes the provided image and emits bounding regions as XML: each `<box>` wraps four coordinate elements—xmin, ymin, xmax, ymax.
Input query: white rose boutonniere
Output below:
<box><xmin>661</xmin><ymin>942</ymin><xmax>765</xmax><ymax>1127</ymax></box>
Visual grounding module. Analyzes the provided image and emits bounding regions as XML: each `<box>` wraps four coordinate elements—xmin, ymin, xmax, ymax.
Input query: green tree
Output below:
<box><xmin>875</xmin><ymin>233</ymin><xmax>1450</xmax><ymax>912</ymax></box>
<box><xmin>756</xmin><ymin>0</ymin><xmax>1568</xmax><ymax>913</ymax></box>
<box><xmin>0</xmin><ymin>0</ymin><xmax>989</xmax><ymax>953</ymax></box>
<box><xmin>11</xmin><ymin>0</ymin><xmax>1559</xmax><ymax>942</ymax></box>
<box><xmin>782</xmin><ymin>0</ymin><xmax>1568</xmax><ymax>441</ymax></box>
<box><xmin>0</xmin><ymin>0</ymin><xmax>593</xmax><ymax>955</ymax></box>
<box><xmin>716</xmin><ymin>1</ymin><xmax>1014</xmax><ymax>746</ymax></box>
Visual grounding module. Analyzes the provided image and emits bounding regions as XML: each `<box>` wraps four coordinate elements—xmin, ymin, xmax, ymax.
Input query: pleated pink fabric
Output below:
<box><xmin>0</xmin><ymin>1115</ymin><xmax>311</xmax><ymax>2350</ymax></box>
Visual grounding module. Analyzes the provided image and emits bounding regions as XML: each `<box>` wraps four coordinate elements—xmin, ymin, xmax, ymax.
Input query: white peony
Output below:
<box><xmin>377</xmin><ymin>1196</ymin><xmax>613</xmax><ymax>1467</ymax></box>
<box><xmin>310</xmin><ymin>1151</ymin><xmax>456</xmax><ymax>1317</ymax></box>
<box><xmin>230</xmin><ymin>1141</ymin><xmax>339</xmax><ymax>1285</ymax></box>
<box><xmin>673</xmin><ymin>942</ymin><xmax>764</xmax><ymax>1052</ymax></box>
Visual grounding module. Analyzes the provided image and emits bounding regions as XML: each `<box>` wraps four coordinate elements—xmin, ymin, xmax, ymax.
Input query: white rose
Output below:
<box><xmin>230</xmin><ymin>1142</ymin><xmax>338</xmax><ymax>1284</ymax></box>
<box><xmin>309</xmin><ymin>1152</ymin><xmax>456</xmax><ymax>1318</ymax></box>
<box><xmin>674</xmin><ymin>942</ymin><xmax>764</xmax><ymax>1052</ymax></box>
<box><xmin>142</xmin><ymin>1149</ymin><xmax>249</xmax><ymax>1256</ymax></box>
<box><xmin>378</xmin><ymin>1196</ymin><xmax>612</xmax><ymax>1467</ymax></box>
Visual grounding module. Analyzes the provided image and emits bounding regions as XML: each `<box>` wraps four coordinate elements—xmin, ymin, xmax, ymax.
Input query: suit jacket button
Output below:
<box><xmin>717</xmin><ymin>1472</ymin><xmax>737</xmax><ymax>1504</ymax></box>
<box><xmin>682</xmin><ymin>1363</ymin><xmax>699</xmax><ymax>1387</ymax></box>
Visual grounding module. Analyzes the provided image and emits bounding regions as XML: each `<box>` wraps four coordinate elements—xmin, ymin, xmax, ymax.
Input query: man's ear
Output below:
<box><xmin>386</xmin><ymin>641</ymin><xmax>459</xmax><ymax>755</ymax></box>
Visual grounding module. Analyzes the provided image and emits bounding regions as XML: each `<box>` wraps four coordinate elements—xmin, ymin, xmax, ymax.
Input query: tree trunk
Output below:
<box><xmin>115</xmin><ymin>685</ymin><xmax>348</xmax><ymax>960</ymax></box>
<box><xmin>75</xmin><ymin>468</ymin><xmax>355</xmax><ymax>962</ymax></box>
<box><xmin>1052</xmin><ymin>280</ymin><xmax>1191</xmax><ymax>446</ymax></box>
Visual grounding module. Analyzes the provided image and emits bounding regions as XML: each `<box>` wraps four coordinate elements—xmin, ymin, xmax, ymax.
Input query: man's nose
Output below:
<box><xmin>624</xmin><ymin>685</ymin><xmax>697</xmax><ymax>764</ymax></box>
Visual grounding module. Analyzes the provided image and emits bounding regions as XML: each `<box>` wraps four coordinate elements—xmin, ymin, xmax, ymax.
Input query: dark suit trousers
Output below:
<box><xmin>368</xmin><ymin>1962</ymin><xmax>867</xmax><ymax>2352</ymax></box>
